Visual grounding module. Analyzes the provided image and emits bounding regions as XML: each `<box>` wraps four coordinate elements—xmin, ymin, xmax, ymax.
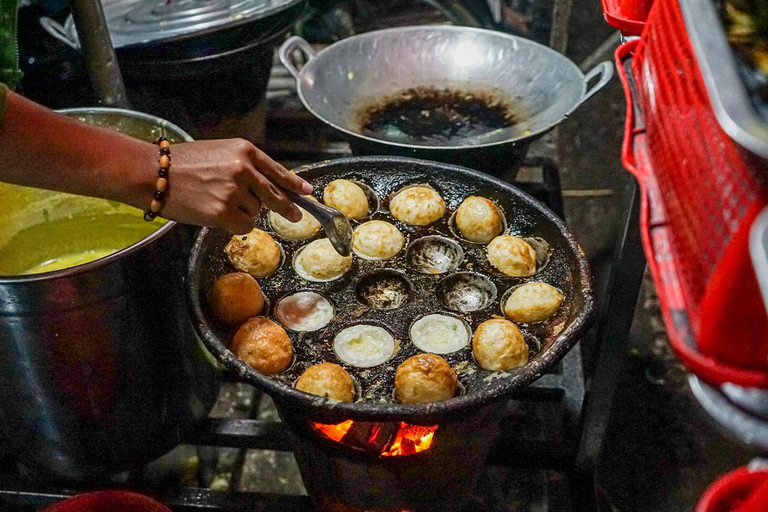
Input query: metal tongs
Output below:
<box><xmin>284</xmin><ymin>191</ymin><xmax>353</xmax><ymax>257</ymax></box>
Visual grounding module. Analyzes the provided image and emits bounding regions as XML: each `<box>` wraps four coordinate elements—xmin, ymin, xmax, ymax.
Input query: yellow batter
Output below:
<box><xmin>22</xmin><ymin>249</ymin><xmax>122</xmax><ymax>274</ymax></box>
<box><xmin>0</xmin><ymin>182</ymin><xmax>166</xmax><ymax>276</ymax></box>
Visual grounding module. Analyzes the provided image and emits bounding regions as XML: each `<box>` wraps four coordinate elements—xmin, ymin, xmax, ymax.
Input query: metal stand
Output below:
<box><xmin>569</xmin><ymin>182</ymin><xmax>646</xmax><ymax>511</ymax></box>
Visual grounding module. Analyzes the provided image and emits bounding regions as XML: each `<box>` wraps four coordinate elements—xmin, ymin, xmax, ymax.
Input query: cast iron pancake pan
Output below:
<box><xmin>188</xmin><ymin>156</ymin><xmax>594</xmax><ymax>423</ymax></box>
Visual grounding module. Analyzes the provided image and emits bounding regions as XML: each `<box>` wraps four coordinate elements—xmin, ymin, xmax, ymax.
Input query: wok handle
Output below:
<box><xmin>279</xmin><ymin>36</ymin><xmax>317</xmax><ymax>81</ymax></box>
<box><xmin>579</xmin><ymin>61</ymin><xmax>615</xmax><ymax>106</ymax></box>
<box><xmin>40</xmin><ymin>16</ymin><xmax>79</xmax><ymax>50</ymax></box>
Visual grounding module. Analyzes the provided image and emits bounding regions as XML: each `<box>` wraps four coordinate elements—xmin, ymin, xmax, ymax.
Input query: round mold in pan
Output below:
<box><xmin>188</xmin><ymin>156</ymin><xmax>595</xmax><ymax>424</ymax></box>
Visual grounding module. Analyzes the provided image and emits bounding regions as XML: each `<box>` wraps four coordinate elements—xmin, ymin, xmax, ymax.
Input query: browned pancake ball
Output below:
<box><xmin>207</xmin><ymin>272</ymin><xmax>265</xmax><ymax>326</ymax></box>
<box><xmin>294</xmin><ymin>238</ymin><xmax>353</xmax><ymax>281</ymax></box>
<box><xmin>394</xmin><ymin>354</ymin><xmax>459</xmax><ymax>404</ymax></box>
<box><xmin>486</xmin><ymin>235</ymin><xmax>537</xmax><ymax>277</ymax></box>
<box><xmin>295</xmin><ymin>362</ymin><xmax>356</xmax><ymax>401</ymax></box>
<box><xmin>389</xmin><ymin>186</ymin><xmax>445</xmax><ymax>226</ymax></box>
<box><xmin>268</xmin><ymin>197</ymin><xmax>321</xmax><ymax>240</ymax></box>
<box><xmin>323</xmin><ymin>179</ymin><xmax>369</xmax><ymax>220</ymax></box>
<box><xmin>224</xmin><ymin>228</ymin><xmax>281</xmax><ymax>278</ymax></box>
<box><xmin>231</xmin><ymin>317</ymin><xmax>293</xmax><ymax>375</ymax></box>
<box><xmin>455</xmin><ymin>196</ymin><xmax>504</xmax><ymax>243</ymax></box>
<box><xmin>472</xmin><ymin>318</ymin><xmax>528</xmax><ymax>371</ymax></box>
<box><xmin>504</xmin><ymin>282</ymin><xmax>563</xmax><ymax>323</ymax></box>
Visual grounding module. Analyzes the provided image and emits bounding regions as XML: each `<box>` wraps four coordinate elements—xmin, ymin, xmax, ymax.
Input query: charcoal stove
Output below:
<box><xmin>281</xmin><ymin>404</ymin><xmax>504</xmax><ymax>512</ymax></box>
<box><xmin>184</xmin><ymin>149</ymin><xmax>594</xmax><ymax>511</ymax></box>
<box><xmin>0</xmin><ymin>347</ymin><xmax>589</xmax><ymax>512</ymax></box>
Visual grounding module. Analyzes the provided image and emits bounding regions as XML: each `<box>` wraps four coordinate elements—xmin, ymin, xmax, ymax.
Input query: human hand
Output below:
<box><xmin>0</xmin><ymin>93</ymin><xmax>310</xmax><ymax>235</ymax></box>
<box><xmin>160</xmin><ymin>139</ymin><xmax>313</xmax><ymax>234</ymax></box>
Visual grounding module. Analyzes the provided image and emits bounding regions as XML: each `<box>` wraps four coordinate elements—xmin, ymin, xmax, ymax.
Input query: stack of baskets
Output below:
<box><xmin>603</xmin><ymin>0</ymin><xmax>768</xmax><ymax>508</ymax></box>
<box><xmin>607</xmin><ymin>0</ymin><xmax>768</xmax><ymax>392</ymax></box>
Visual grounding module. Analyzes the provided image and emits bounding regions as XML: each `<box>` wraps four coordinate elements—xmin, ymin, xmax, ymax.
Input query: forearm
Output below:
<box><xmin>0</xmin><ymin>89</ymin><xmax>313</xmax><ymax>234</ymax></box>
<box><xmin>0</xmin><ymin>90</ymin><xmax>157</xmax><ymax>210</ymax></box>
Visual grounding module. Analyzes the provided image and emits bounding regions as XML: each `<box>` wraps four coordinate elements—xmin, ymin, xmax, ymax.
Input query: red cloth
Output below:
<box><xmin>43</xmin><ymin>491</ymin><xmax>170</xmax><ymax>512</ymax></box>
<box><xmin>696</xmin><ymin>467</ymin><xmax>768</xmax><ymax>512</ymax></box>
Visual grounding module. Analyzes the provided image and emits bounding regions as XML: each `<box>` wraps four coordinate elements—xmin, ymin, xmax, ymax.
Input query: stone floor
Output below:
<box><xmin>596</xmin><ymin>271</ymin><xmax>758</xmax><ymax>512</ymax></box>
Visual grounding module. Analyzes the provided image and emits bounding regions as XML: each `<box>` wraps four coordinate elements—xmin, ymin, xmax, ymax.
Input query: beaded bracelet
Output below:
<box><xmin>144</xmin><ymin>137</ymin><xmax>171</xmax><ymax>222</ymax></box>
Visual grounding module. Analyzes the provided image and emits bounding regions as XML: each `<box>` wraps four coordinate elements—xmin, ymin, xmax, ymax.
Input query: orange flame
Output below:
<box><xmin>381</xmin><ymin>423</ymin><xmax>437</xmax><ymax>457</ymax></box>
<box><xmin>311</xmin><ymin>420</ymin><xmax>437</xmax><ymax>457</ymax></box>
<box><xmin>312</xmin><ymin>419</ymin><xmax>354</xmax><ymax>443</ymax></box>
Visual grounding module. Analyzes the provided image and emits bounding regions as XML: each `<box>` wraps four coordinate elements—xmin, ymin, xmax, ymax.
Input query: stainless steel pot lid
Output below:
<box><xmin>54</xmin><ymin>0</ymin><xmax>303</xmax><ymax>49</ymax></box>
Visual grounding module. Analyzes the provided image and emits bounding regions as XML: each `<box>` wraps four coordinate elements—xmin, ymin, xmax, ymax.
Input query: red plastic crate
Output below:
<box><xmin>600</xmin><ymin>0</ymin><xmax>653</xmax><ymax>35</ymax></box>
<box><xmin>617</xmin><ymin>0</ymin><xmax>768</xmax><ymax>388</ymax></box>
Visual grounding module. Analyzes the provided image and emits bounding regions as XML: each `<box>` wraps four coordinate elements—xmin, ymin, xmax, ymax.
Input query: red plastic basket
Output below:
<box><xmin>616</xmin><ymin>0</ymin><xmax>768</xmax><ymax>388</ymax></box>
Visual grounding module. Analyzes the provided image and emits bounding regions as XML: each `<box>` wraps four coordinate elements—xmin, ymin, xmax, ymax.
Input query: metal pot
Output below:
<box><xmin>119</xmin><ymin>35</ymin><xmax>279</xmax><ymax>141</ymax></box>
<box><xmin>39</xmin><ymin>0</ymin><xmax>305</xmax><ymax>58</ymax></box>
<box><xmin>279</xmin><ymin>27</ymin><xmax>613</xmax><ymax>174</ymax></box>
<box><xmin>0</xmin><ymin>109</ymin><xmax>219</xmax><ymax>481</ymax></box>
<box><xmin>40</xmin><ymin>0</ymin><xmax>306</xmax><ymax>140</ymax></box>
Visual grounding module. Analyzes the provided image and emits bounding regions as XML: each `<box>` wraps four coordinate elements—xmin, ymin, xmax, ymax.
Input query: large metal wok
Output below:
<box><xmin>279</xmin><ymin>26</ymin><xmax>613</xmax><ymax>174</ymax></box>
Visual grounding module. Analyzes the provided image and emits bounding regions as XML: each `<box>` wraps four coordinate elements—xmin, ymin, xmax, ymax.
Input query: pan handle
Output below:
<box><xmin>279</xmin><ymin>36</ymin><xmax>317</xmax><ymax>81</ymax></box>
<box><xmin>40</xmin><ymin>16</ymin><xmax>80</xmax><ymax>50</ymax></box>
<box><xmin>578</xmin><ymin>61</ymin><xmax>615</xmax><ymax>106</ymax></box>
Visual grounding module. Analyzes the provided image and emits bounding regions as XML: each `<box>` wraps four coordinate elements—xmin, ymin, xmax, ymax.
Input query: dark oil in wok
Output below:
<box><xmin>360</xmin><ymin>87</ymin><xmax>516</xmax><ymax>145</ymax></box>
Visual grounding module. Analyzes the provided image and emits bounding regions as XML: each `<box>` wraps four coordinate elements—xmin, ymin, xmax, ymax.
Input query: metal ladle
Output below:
<box><xmin>283</xmin><ymin>190</ymin><xmax>353</xmax><ymax>256</ymax></box>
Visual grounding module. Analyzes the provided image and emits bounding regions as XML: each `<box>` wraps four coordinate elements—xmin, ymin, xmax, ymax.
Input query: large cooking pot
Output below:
<box><xmin>41</xmin><ymin>0</ymin><xmax>306</xmax><ymax>140</ymax></box>
<box><xmin>0</xmin><ymin>109</ymin><xmax>219</xmax><ymax>481</ymax></box>
<box><xmin>188</xmin><ymin>156</ymin><xmax>594</xmax><ymax>424</ymax></box>
<box><xmin>279</xmin><ymin>27</ymin><xmax>613</xmax><ymax>174</ymax></box>
<box><xmin>41</xmin><ymin>0</ymin><xmax>305</xmax><ymax>56</ymax></box>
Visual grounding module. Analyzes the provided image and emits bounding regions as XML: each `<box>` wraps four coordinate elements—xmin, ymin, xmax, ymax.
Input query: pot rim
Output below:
<box><xmin>0</xmin><ymin>107</ymin><xmax>192</xmax><ymax>284</ymax></box>
<box><xmin>293</xmin><ymin>25</ymin><xmax>588</xmax><ymax>152</ymax></box>
<box><xmin>187</xmin><ymin>156</ymin><xmax>596</xmax><ymax>422</ymax></box>
<box><xmin>59</xmin><ymin>0</ymin><xmax>306</xmax><ymax>51</ymax></box>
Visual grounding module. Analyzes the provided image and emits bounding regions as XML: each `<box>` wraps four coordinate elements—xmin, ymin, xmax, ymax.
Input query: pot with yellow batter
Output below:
<box><xmin>0</xmin><ymin>108</ymin><xmax>219</xmax><ymax>480</ymax></box>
